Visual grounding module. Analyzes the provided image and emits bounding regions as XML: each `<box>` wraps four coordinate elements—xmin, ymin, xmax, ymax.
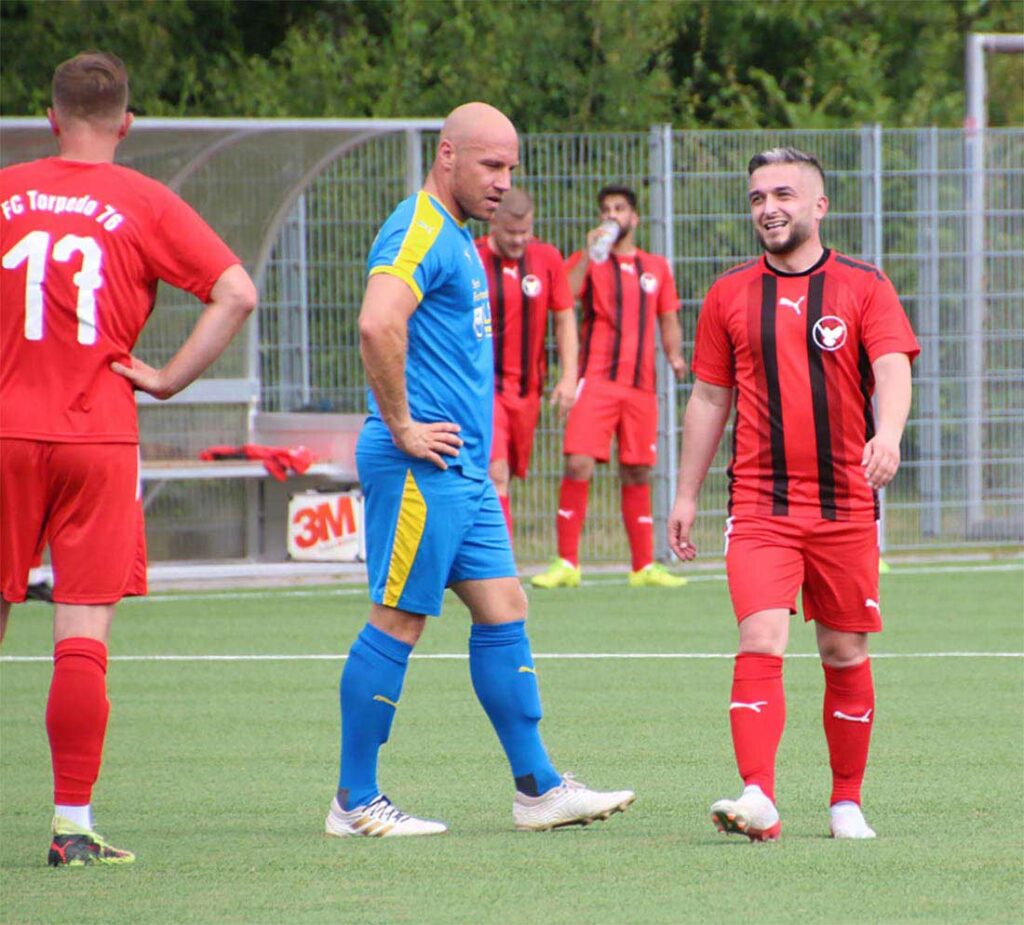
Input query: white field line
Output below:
<box><xmin>125</xmin><ymin>561</ymin><xmax>1022</xmax><ymax>605</ymax></box>
<box><xmin>1</xmin><ymin>651</ymin><xmax>1021</xmax><ymax>664</ymax></box>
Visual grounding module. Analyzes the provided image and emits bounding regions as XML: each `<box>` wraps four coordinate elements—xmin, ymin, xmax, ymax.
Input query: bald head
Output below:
<box><xmin>427</xmin><ymin>101</ymin><xmax>519</xmax><ymax>223</ymax></box>
<box><xmin>440</xmin><ymin>102</ymin><xmax>518</xmax><ymax>150</ymax></box>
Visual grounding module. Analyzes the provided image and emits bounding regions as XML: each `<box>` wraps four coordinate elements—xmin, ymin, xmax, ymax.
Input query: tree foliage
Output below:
<box><xmin>2</xmin><ymin>0</ymin><xmax>1021</xmax><ymax>128</ymax></box>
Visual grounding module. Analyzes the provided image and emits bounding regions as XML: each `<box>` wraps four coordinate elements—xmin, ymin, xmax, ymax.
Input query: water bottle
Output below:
<box><xmin>588</xmin><ymin>219</ymin><xmax>620</xmax><ymax>264</ymax></box>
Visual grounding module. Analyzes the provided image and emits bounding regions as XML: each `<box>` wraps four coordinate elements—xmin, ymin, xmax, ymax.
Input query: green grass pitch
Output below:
<box><xmin>1</xmin><ymin>561</ymin><xmax>1022</xmax><ymax>924</ymax></box>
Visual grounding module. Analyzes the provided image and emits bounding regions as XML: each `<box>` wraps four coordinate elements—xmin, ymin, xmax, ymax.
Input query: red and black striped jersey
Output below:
<box><xmin>692</xmin><ymin>249</ymin><xmax>920</xmax><ymax>521</ymax></box>
<box><xmin>568</xmin><ymin>248</ymin><xmax>679</xmax><ymax>393</ymax></box>
<box><xmin>476</xmin><ymin>238</ymin><xmax>574</xmax><ymax>397</ymax></box>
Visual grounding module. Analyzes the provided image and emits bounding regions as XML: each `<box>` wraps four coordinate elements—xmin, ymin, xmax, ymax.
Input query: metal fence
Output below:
<box><xmin>257</xmin><ymin>125</ymin><xmax>1023</xmax><ymax>564</ymax></box>
<box><xmin>5</xmin><ymin>121</ymin><xmax>1019</xmax><ymax>562</ymax></box>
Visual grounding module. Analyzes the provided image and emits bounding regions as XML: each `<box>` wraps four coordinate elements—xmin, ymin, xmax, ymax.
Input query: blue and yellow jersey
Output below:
<box><xmin>362</xmin><ymin>191</ymin><xmax>494</xmax><ymax>480</ymax></box>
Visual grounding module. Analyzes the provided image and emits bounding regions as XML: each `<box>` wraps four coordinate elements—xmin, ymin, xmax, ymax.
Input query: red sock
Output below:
<box><xmin>621</xmin><ymin>483</ymin><xmax>654</xmax><ymax>571</ymax></box>
<box><xmin>498</xmin><ymin>493</ymin><xmax>513</xmax><ymax>541</ymax></box>
<box><xmin>729</xmin><ymin>653</ymin><xmax>786</xmax><ymax>802</ymax></box>
<box><xmin>555</xmin><ymin>478</ymin><xmax>588</xmax><ymax>567</ymax></box>
<box><xmin>47</xmin><ymin>638</ymin><xmax>109</xmax><ymax>805</ymax></box>
<box><xmin>823</xmin><ymin>659</ymin><xmax>875</xmax><ymax>805</ymax></box>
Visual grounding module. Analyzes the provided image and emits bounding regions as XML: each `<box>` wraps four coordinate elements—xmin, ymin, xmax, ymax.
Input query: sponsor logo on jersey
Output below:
<box><xmin>473</xmin><ymin>304</ymin><xmax>492</xmax><ymax>339</ymax></box>
<box><xmin>779</xmin><ymin>296</ymin><xmax>804</xmax><ymax>315</ymax></box>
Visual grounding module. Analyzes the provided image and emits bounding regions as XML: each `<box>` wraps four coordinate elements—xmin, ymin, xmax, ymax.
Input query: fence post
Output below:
<box><xmin>861</xmin><ymin>125</ymin><xmax>889</xmax><ymax>551</ymax></box>
<box><xmin>405</xmin><ymin>128</ymin><xmax>424</xmax><ymax>196</ymax></box>
<box><xmin>649</xmin><ymin>124</ymin><xmax>676</xmax><ymax>561</ymax></box>
<box><xmin>916</xmin><ymin>128</ymin><xmax>942</xmax><ymax>537</ymax></box>
<box><xmin>965</xmin><ymin>35</ymin><xmax>987</xmax><ymax>533</ymax></box>
<box><xmin>274</xmin><ymin>193</ymin><xmax>311</xmax><ymax>411</ymax></box>
<box><xmin>296</xmin><ymin>192</ymin><xmax>311</xmax><ymax>407</ymax></box>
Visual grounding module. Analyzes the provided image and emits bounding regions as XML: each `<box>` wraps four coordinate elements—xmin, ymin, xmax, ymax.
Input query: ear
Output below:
<box><xmin>815</xmin><ymin>193</ymin><xmax>829</xmax><ymax>221</ymax></box>
<box><xmin>117</xmin><ymin>111</ymin><xmax>134</xmax><ymax>140</ymax></box>
<box><xmin>437</xmin><ymin>137</ymin><xmax>456</xmax><ymax>171</ymax></box>
<box><xmin>46</xmin><ymin>108</ymin><xmax>60</xmax><ymax>137</ymax></box>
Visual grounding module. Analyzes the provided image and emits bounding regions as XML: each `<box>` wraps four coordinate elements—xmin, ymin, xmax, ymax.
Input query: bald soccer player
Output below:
<box><xmin>324</xmin><ymin>103</ymin><xmax>634</xmax><ymax>838</ymax></box>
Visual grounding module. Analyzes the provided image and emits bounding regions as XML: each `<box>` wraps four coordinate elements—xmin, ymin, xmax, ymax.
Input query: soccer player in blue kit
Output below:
<box><xmin>325</xmin><ymin>102</ymin><xmax>635</xmax><ymax>837</ymax></box>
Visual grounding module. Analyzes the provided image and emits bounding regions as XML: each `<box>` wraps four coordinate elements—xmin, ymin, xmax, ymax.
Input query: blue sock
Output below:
<box><xmin>337</xmin><ymin>624</ymin><xmax>412</xmax><ymax>810</ymax></box>
<box><xmin>469</xmin><ymin>620</ymin><xmax>561</xmax><ymax>796</ymax></box>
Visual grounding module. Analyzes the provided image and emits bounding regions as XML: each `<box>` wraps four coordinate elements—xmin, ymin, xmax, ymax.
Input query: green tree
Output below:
<box><xmin>2</xmin><ymin>0</ymin><xmax>1021</xmax><ymax>128</ymax></box>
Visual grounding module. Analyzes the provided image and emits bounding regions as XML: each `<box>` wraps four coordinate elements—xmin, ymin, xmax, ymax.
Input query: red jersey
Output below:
<box><xmin>569</xmin><ymin>248</ymin><xmax>679</xmax><ymax>393</ymax></box>
<box><xmin>692</xmin><ymin>249</ymin><xmax>920</xmax><ymax>522</ymax></box>
<box><xmin>1</xmin><ymin>158</ymin><xmax>239</xmax><ymax>443</ymax></box>
<box><xmin>476</xmin><ymin>237</ymin><xmax>574</xmax><ymax>397</ymax></box>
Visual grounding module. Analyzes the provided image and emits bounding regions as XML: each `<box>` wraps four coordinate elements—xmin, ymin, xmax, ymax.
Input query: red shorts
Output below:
<box><xmin>563</xmin><ymin>378</ymin><xmax>658</xmax><ymax>466</ymax></box>
<box><xmin>1</xmin><ymin>439</ymin><xmax>147</xmax><ymax>604</ymax></box>
<box><xmin>724</xmin><ymin>515</ymin><xmax>882</xmax><ymax>632</ymax></box>
<box><xmin>490</xmin><ymin>391</ymin><xmax>542</xmax><ymax>479</ymax></box>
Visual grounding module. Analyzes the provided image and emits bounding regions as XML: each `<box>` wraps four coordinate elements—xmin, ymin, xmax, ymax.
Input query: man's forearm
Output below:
<box><xmin>159</xmin><ymin>268</ymin><xmax>256</xmax><ymax>396</ymax></box>
<box><xmin>566</xmin><ymin>257</ymin><xmax>589</xmax><ymax>300</ymax></box>
<box><xmin>658</xmin><ymin>312</ymin><xmax>684</xmax><ymax>365</ymax></box>
<box><xmin>361</xmin><ymin>324</ymin><xmax>411</xmax><ymax>434</ymax></box>
<box><xmin>872</xmin><ymin>353</ymin><xmax>913</xmax><ymax>440</ymax></box>
<box><xmin>553</xmin><ymin>311</ymin><xmax>578</xmax><ymax>381</ymax></box>
<box><xmin>676</xmin><ymin>388</ymin><xmax>732</xmax><ymax>502</ymax></box>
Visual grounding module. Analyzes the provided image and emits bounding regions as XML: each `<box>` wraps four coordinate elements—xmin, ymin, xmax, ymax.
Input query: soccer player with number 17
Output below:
<box><xmin>0</xmin><ymin>51</ymin><xmax>257</xmax><ymax>865</ymax></box>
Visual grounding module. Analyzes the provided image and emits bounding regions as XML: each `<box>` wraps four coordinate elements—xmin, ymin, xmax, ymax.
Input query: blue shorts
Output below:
<box><xmin>357</xmin><ymin>445</ymin><xmax>516</xmax><ymax>616</ymax></box>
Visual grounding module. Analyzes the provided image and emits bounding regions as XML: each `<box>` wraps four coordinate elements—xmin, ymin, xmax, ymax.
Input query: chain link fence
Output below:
<box><xmin>4</xmin><ymin>121</ymin><xmax>1020</xmax><ymax>562</ymax></box>
<box><xmin>259</xmin><ymin>125</ymin><xmax>1023</xmax><ymax>564</ymax></box>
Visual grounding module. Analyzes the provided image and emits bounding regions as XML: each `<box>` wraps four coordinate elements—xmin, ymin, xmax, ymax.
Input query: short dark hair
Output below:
<box><xmin>597</xmin><ymin>184</ymin><xmax>638</xmax><ymax>211</ymax></box>
<box><xmin>747</xmin><ymin>147</ymin><xmax>825</xmax><ymax>186</ymax></box>
<box><xmin>52</xmin><ymin>51</ymin><xmax>129</xmax><ymax>123</ymax></box>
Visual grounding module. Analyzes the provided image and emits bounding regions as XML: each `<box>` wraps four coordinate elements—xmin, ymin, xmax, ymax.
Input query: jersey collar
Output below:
<box><xmin>762</xmin><ymin>248</ymin><xmax>831</xmax><ymax>277</ymax></box>
<box><xmin>424</xmin><ymin>191</ymin><xmax>467</xmax><ymax>229</ymax></box>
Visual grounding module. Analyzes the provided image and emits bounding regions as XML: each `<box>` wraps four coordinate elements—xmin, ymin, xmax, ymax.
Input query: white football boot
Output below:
<box><xmin>325</xmin><ymin>794</ymin><xmax>448</xmax><ymax>838</ymax></box>
<box><xmin>710</xmin><ymin>784</ymin><xmax>781</xmax><ymax>841</ymax></box>
<box><xmin>829</xmin><ymin>801</ymin><xmax>876</xmax><ymax>839</ymax></box>
<box><xmin>513</xmin><ymin>773</ymin><xmax>635</xmax><ymax>831</ymax></box>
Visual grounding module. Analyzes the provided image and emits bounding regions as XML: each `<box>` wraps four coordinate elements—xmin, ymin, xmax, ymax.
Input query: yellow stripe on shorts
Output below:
<box><xmin>383</xmin><ymin>469</ymin><xmax>428</xmax><ymax>608</ymax></box>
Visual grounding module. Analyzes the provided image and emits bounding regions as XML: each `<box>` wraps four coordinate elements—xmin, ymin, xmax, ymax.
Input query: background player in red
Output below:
<box><xmin>532</xmin><ymin>185</ymin><xmax>688</xmax><ymax>589</ymax></box>
<box><xmin>667</xmin><ymin>147</ymin><xmax>919</xmax><ymax>841</ymax></box>
<box><xmin>476</xmin><ymin>188</ymin><xmax>577</xmax><ymax>539</ymax></box>
<box><xmin>0</xmin><ymin>51</ymin><xmax>257</xmax><ymax>865</ymax></box>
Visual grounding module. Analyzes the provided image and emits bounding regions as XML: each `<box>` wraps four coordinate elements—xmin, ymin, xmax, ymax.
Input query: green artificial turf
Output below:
<box><xmin>1</xmin><ymin>562</ymin><xmax>1021</xmax><ymax>924</ymax></box>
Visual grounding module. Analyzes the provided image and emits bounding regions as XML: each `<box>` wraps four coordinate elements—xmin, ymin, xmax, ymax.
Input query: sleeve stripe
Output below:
<box><xmin>369</xmin><ymin>265</ymin><xmax>424</xmax><ymax>302</ymax></box>
<box><xmin>375</xmin><ymin>192</ymin><xmax>443</xmax><ymax>303</ymax></box>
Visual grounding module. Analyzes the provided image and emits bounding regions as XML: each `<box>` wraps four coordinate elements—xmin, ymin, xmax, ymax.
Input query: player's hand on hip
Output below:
<box><xmin>668</xmin><ymin>355</ymin><xmax>689</xmax><ymax>381</ymax></box>
<box><xmin>861</xmin><ymin>431</ymin><xmax>901</xmax><ymax>490</ymax></box>
<box><xmin>393</xmin><ymin>421</ymin><xmax>462</xmax><ymax>470</ymax></box>
<box><xmin>110</xmin><ymin>356</ymin><xmax>174</xmax><ymax>400</ymax></box>
<box><xmin>549</xmin><ymin>377</ymin><xmax>576</xmax><ymax>419</ymax></box>
<box><xmin>667</xmin><ymin>496</ymin><xmax>698</xmax><ymax>561</ymax></box>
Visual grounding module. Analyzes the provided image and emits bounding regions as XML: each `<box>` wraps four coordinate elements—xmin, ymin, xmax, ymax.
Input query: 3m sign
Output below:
<box><xmin>287</xmin><ymin>491</ymin><xmax>365</xmax><ymax>561</ymax></box>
